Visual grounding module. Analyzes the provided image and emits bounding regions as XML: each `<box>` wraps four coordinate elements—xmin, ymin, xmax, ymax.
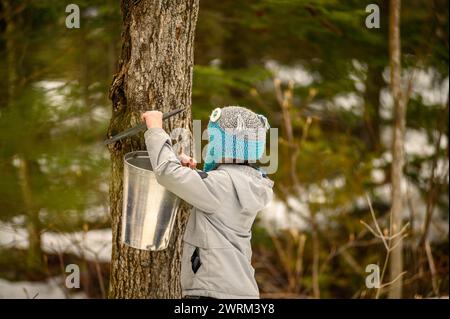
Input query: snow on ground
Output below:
<box><xmin>259</xmin><ymin>198</ymin><xmax>307</xmax><ymax>231</ymax></box>
<box><xmin>265</xmin><ymin>60</ymin><xmax>317</xmax><ymax>86</ymax></box>
<box><xmin>260</xmin><ymin>186</ymin><xmax>448</xmax><ymax>243</ymax></box>
<box><xmin>0</xmin><ymin>276</ymin><xmax>87</xmax><ymax>299</ymax></box>
<box><xmin>0</xmin><ymin>220</ymin><xmax>112</xmax><ymax>263</ymax></box>
<box><xmin>0</xmin><ymin>214</ymin><xmax>109</xmax><ymax>299</ymax></box>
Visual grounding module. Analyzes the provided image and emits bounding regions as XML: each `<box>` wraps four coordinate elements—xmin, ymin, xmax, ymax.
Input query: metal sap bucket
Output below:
<box><xmin>121</xmin><ymin>151</ymin><xmax>180</xmax><ymax>251</ymax></box>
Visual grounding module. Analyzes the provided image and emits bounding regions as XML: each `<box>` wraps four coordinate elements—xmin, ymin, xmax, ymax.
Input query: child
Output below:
<box><xmin>142</xmin><ymin>106</ymin><xmax>273</xmax><ymax>299</ymax></box>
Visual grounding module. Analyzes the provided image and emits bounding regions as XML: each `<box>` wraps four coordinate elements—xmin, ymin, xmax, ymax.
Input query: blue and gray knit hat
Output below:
<box><xmin>203</xmin><ymin>106</ymin><xmax>270</xmax><ymax>172</ymax></box>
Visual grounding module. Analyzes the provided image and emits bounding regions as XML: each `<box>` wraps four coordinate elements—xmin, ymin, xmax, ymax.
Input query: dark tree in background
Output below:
<box><xmin>0</xmin><ymin>0</ymin><xmax>447</xmax><ymax>299</ymax></box>
<box><xmin>1</xmin><ymin>0</ymin><xmax>43</xmax><ymax>273</ymax></box>
<box><xmin>107</xmin><ymin>0</ymin><xmax>199</xmax><ymax>298</ymax></box>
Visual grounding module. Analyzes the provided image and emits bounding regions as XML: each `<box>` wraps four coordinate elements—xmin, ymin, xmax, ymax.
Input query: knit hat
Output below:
<box><xmin>203</xmin><ymin>106</ymin><xmax>270</xmax><ymax>172</ymax></box>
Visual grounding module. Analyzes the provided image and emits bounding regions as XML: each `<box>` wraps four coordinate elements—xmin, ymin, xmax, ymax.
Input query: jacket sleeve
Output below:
<box><xmin>144</xmin><ymin>128</ymin><xmax>220</xmax><ymax>214</ymax></box>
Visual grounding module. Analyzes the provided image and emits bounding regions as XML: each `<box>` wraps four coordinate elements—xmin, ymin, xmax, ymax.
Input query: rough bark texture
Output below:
<box><xmin>107</xmin><ymin>0</ymin><xmax>199</xmax><ymax>298</ymax></box>
<box><xmin>388</xmin><ymin>0</ymin><xmax>405</xmax><ymax>299</ymax></box>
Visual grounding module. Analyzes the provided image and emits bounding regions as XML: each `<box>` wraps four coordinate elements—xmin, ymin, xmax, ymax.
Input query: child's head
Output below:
<box><xmin>203</xmin><ymin>106</ymin><xmax>270</xmax><ymax>172</ymax></box>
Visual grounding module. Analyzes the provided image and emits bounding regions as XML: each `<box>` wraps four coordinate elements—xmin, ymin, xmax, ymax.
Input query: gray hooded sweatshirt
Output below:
<box><xmin>145</xmin><ymin>128</ymin><xmax>274</xmax><ymax>299</ymax></box>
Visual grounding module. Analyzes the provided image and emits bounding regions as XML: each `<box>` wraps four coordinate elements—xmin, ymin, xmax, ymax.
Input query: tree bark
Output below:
<box><xmin>107</xmin><ymin>0</ymin><xmax>199</xmax><ymax>298</ymax></box>
<box><xmin>388</xmin><ymin>0</ymin><xmax>405</xmax><ymax>299</ymax></box>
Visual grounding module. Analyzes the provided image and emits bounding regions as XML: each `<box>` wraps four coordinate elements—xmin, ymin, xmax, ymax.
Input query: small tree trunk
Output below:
<box><xmin>3</xmin><ymin>0</ymin><xmax>18</xmax><ymax>102</ymax></box>
<box><xmin>107</xmin><ymin>0</ymin><xmax>199</xmax><ymax>298</ymax></box>
<box><xmin>363</xmin><ymin>64</ymin><xmax>384</xmax><ymax>152</ymax></box>
<box><xmin>311</xmin><ymin>216</ymin><xmax>320</xmax><ymax>299</ymax></box>
<box><xmin>16</xmin><ymin>155</ymin><xmax>43</xmax><ymax>272</ymax></box>
<box><xmin>388</xmin><ymin>0</ymin><xmax>405</xmax><ymax>299</ymax></box>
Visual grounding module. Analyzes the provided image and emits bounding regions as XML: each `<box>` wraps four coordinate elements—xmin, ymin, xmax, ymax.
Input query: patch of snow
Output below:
<box><xmin>92</xmin><ymin>106</ymin><xmax>110</xmax><ymax>122</ymax></box>
<box><xmin>409</xmin><ymin>69</ymin><xmax>448</xmax><ymax>106</ymax></box>
<box><xmin>420</xmin><ymin>158</ymin><xmax>449</xmax><ymax>182</ymax></box>
<box><xmin>321</xmin><ymin>177</ymin><xmax>346</xmax><ymax>190</ymax></box>
<box><xmin>259</xmin><ymin>198</ymin><xmax>308</xmax><ymax>231</ymax></box>
<box><xmin>0</xmin><ymin>276</ymin><xmax>87</xmax><ymax>299</ymax></box>
<box><xmin>265</xmin><ymin>60</ymin><xmax>316</xmax><ymax>86</ymax></box>
<box><xmin>333</xmin><ymin>92</ymin><xmax>364</xmax><ymax>115</ymax></box>
<box><xmin>371</xmin><ymin>168</ymin><xmax>385</xmax><ymax>184</ymax></box>
<box><xmin>99</xmin><ymin>182</ymin><xmax>109</xmax><ymax>193</ymax></box>
<box><xmin>83</xmin><ymin>206</ymin><xmax>110</xmax><ymax>223</ymax></box>
<box><xmin>350</xmin><ymin>60</ymin><xmax>368</xmax><ymax>93</ymax></box>
<box><xmin>382</xmin><ymin>150</ymin><xmax>393</xmax><ymax>163</ymax></box>
<box><xmin>83</xmin><ymin>7</ymin><xmax>99</xmax><ymax>18</ymax></box>
<box><xmin>381</xmin><ymin>68</ymin><xmax>448</xmax><ymax>120</ymax></box>
<box><xmin>381</xmin><ymin>126</ymin><xmax>447</xmax><ymax>158</ymax></box>
<box><xmin>0</xmin><ymin>222</ymin><xmax>111</xmax><ymax>263</ymax></box>
<box><xmin>35</xmin><ymin>80</ymin><xmax>68</xmax><ymax>107</ymax></box>
<box><xmin>355</xmin><ymin>196</ymin><xmax>367</xmax><ymax>209</ymax></box>
<box><xmin>307</xmin><ymin>184</ymin><xmax>327</xmax><ymax>204</ymax></box>
<box><xmin>373</xmin><ymin>183</ymin><xmax>392</xmax><ymax>203</ymax></box>
<box><xmin>36</xmin><ymin>80</ymin><xmax>66</xmax><ymax>91</ymax></box>
<box><xmin>210</xmin><ymin>58</ymin><xmax>221</xmax><ymax>67</ymax></box>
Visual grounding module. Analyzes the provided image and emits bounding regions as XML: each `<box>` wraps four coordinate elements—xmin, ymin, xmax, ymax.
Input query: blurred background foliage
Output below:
<box><xmin>0</xmin><ymin>0</ymin><xmax>448</xmax><ymax>298</ymax></box>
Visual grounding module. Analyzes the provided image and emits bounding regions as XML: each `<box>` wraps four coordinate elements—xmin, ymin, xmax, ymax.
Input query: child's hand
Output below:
<box><xmin>178</xmin><ymin>153</ymin><xmax>197</xmax><ymax>169</ymax></box>
<box><xmin>142</xmin><ymin>111</ymin><xmax>163</xmax><ymax>129</ymax></box>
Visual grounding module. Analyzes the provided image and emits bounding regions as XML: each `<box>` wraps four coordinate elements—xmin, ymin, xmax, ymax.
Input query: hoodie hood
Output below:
<box><xmin>216</xmin><ymin>164</ymin><xmax>274</xmax><ymax>213</ymax></box>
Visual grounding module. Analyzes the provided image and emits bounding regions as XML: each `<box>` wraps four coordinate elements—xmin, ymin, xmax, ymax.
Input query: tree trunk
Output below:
<box><xmin>311</xmin><ymin>216</ymin><xmax>320</xmax><ymax>299</ymax></box>
<box><xmin>16</xmin><ymin>155</ymin><xmax>43</xmax><ymax>272</ymax></box>
<box><xmin>363</xmin><ymin>64</ymin><xmax>384</xmax><ymax>152</ymax></box>
<box><xmin>388</xmin><ymin>0</ymin><xmax>405</xmax><ymax>299</ymax></box>
<box><xmin>3</xmin><ymin>0</ymin><xmax>19</xmax><ymax>103</ymax></box>
<box><xmin>107</xmin><ymin>0</ymin><xmax>199</xmax><ymax>298</ymax></box>
<box><xmin>3</xmin><ymin>0</ymin><xmax>44</xmax><ymax>273</ymax></box>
